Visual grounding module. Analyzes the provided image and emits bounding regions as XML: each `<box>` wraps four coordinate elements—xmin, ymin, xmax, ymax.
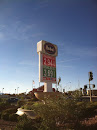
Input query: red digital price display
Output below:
<box><xmin>43</xmin><ymin>54</ymin><xmax>56</xmax><ymax>68</ymax></box>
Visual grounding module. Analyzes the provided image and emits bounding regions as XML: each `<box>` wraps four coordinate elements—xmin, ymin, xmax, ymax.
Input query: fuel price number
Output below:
<box><xmin>43</xmin><ymin>54</ymin><xmax>56</xmax><ymax>67</ymax></box>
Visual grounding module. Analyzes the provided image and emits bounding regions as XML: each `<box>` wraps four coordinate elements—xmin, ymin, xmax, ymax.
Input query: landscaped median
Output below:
<box><xmin>1</xmin><ymin>93</ymin><xmax>97</xmax><ymax>129</ymax></box>
<box><xmin>15</xmin><ymin>93</ymin><xmax>97</xmax><ymax>129</ymax></box>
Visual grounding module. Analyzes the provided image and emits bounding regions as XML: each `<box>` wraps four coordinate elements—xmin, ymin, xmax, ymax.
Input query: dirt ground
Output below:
<box><xmin>0</xmin><ymin>119</ymin><xmax>17</xmax><ymax>130</ymax></box>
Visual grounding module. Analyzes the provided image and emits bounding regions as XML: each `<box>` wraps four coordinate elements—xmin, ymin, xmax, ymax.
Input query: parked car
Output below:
<box><xmin>7</xmin><ymin>97</ymin><xmax>18</xmax><ymax>103</ymax></box>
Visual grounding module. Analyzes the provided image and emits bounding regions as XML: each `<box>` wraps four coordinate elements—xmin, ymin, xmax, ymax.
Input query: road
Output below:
<box><xmin>82</xmin><ymin>96</ymin><xmax>97</xmax><ymax>101</ymax></box>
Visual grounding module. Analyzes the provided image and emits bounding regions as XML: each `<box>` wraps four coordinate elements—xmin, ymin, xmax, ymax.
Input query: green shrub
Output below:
<box><xmin>0</xmin><ymin>98</ymin><xmax>2</xmax><ymax>102</ymax></box>
<box><xmin>33</xmin><ymin>96</ymin><xmax>97</xmax><ymax>129</ymax></box>
<box><xmin>9</xmin><ymin>113</ymin><xmax>19</xmax><ymax>122</ymax></box>
<box><xmin>1</xmin><ymin>107</ymin><xmax>18</xmax><ymax>121</ymax></box>
<box><xmin>17</xmin><ymin>100</ymin><xmax>26</xmax><ymax>107</ymax></box>
<box><xmin>1</xmin><ymin>112</ymin><xmax>9</xmax><ymax>121</ymax></box>
<box><xmin>17</xmin><ymin>114</ymin><xmax>28</xmax><ymax>121</ymax></box>
<box><xmin>0</xmin><ymin>102</ymin><xmax>10</xmax><ymax>112</ymax></box>
<box><xmin>21</xmin><ymin>101</ymin><xmax>41</xmax><ymax>110</ymax></box>
<box><xmin>31</xmin><ymin>97</ymin><xmax>39</xmax><ymax>102</ymax></box>
<box><xmin>16</xmin><ymin>95</ymin><xmax>97</xmax><ymax>129</ymax></box>
<box><xmin>15</xmin><ymin>114</ymin><xmax>39</xmax><ymax>130</ymax></box>
<box><xmin>15</xmin><ymin>119</ymin><xmax>37</xmax><ymax>130</ymax></box>
<box><xmin>21</xmin><ymin>96</ymin><xmax>25</xmax><ymax>100</ymax></box>
<box><xmin>2</xmin><ymin>108</ymin><xmax>17</xmax><ymax>114</ymax></box>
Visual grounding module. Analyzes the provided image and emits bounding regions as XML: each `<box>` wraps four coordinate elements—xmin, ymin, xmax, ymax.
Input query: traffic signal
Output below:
<box><xmin>93</xmin><ymin>84</ymin><xmax>95</xmax><ymax>88</ymax></box>
<box><xmin>63</xmin><ymin>89</ymin><xmax>65</xmax><ymax>92</ymax></box>
<box><xmin>89</xmin><ymin>71</ymin><xmax>93</xmax><ymax>81</ymax></box>
<box><xmin>84</xmin><ymin>85</ymin><xmax>87</xmax><ymax>89</ymax></box>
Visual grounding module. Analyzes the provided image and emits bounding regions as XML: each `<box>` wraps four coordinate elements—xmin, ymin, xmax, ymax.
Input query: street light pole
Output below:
<box><xmin>64</xmin><ymin>86</ymin><xmax>66</xmax><ymax>92</ymax></box>
<box><xmin>17</xmin><ymin>87</ymin><xmax>19</xmax><ymax>95</ymax></box>
<box><xmin>15</xmin><ymin>89</ymin><xmax>16</xmax><ymax>95</ymax></box>
<box><xmin>26</xmin><ymin>89</ymin><xmax>28</xmax><ymax>95</ymax></box>
<box><xmin>2</xmin><ymin>88</ymin><xmax>4</xmax><ymax>94</ymax></box>
<box><xmin>32</xmin><ymin>80</ymin><xmax>33</xmax><ymax>91</ymax></box>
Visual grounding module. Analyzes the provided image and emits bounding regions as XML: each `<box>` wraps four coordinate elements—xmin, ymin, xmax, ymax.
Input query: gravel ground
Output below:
<box><xmin>81</xmin><ymin>115</ymin><xmax>97</xmax><ymax>126</ymax></box>
<box><xmin>0</xmin><ymin>119</ymin><xmax>17</xmax><ymax>130</ymax></box>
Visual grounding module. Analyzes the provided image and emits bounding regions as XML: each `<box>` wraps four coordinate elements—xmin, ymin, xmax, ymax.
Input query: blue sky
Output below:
<box><xmin>0</xmin><ymin>0</ymin><xmax>97</xmax><ymax>94</ymax></box>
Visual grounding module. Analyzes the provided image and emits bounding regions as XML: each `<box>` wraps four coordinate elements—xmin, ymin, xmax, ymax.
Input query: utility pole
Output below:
<box><xmin>38</xmin><ymin>77</ymin><xmax>40</xmax><ymax>88</ymax></box>
<box><xmin>26</xmin><ymin>89</ymin><xmax>28</xmax><ymax>95</ymax></box>
<box><xmin>78</xmin><ymin>80</ymin><xmax>80</xmax><ymax>96</ymax></box>
<box><xmin>17</xmin><ymin>87</ymin><xmax>19</xmax><ymax>95</ymax></box>
<box><xmin>32</xmin><ymin>80</ymin><xmax>33</xmax><ymax>90</ymax></box>
<box><xmin>15</xmin><ymin>89</ymin><xmax>16</xmax><ymax>95</ymax></box>
<box><xmin>2</xmin><ymin>88</ymin><xmax>4</xmax><ymax>94</ymax></box>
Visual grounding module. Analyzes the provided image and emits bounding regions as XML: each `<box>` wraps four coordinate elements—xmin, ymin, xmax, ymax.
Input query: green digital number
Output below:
<box><xmin>43</xmin><ymin>67</ymin><xmax>56</xmax><ymax>78</ymax></box>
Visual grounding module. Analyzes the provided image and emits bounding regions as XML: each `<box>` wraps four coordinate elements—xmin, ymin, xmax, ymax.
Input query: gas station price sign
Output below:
<box><xmin>37</xmin><ymin>40</ymin><xmax>57</xmax><ymax>83</ymax></box>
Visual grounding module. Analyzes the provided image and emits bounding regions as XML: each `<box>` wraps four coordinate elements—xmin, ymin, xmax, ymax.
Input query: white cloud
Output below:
<box><xmin>0</xmin><ymin>24</ymin><xmax>6</xmax><ymax>30</ymax></box>
<box><xmin>32</xmin><ymin>33</ymin><xmax>45</xmax><ymax>37</ymax></box>
<box><xmin>33</xmin><ymin>0</ymin><xmax>48</xmax><ymax>11</ymax></box>
<box><xmin>57</xmin><ymin>58</ymin><xmax>80</xmax><ymax>63</ymax></box>
<box><xmin>57</xmin><ymin>64</ymin><xmax>73</xmax><ymax>68</ymax></box>
<box><xmin>58</xmin><ymin>42</ymin><xmax>97</xmax><ymax>57</ymax></box>
<box><xmin>19</xmin><ymin>60</ymin><xmax>32</xmax><ymax>66</ymax></box>
<box><xmin>18</xmin><ymin>60</ymin><xmax>38</xmax><ymax>67</ymax></box>
<box><xmin>0</xmin><ymin>21</ymin><xmax>45</xmax><ymax>41</ymax></box>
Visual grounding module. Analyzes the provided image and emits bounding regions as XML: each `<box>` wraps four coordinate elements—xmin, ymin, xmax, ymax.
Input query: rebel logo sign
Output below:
<box><xmin>44</xmin><ymin>43</ymin><xmax>56</xmax><ymax>55</ymax></box>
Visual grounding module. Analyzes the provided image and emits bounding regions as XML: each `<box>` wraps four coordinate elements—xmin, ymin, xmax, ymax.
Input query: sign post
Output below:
<box><xmin>89</xmin><ymin>71</ymin><xmax>93</xmax><ymax>102</ymax></box>
<box><xmin>37</xmin><ymin>40</ymin><xmax>58</xmax><ymax>92</ymax></box>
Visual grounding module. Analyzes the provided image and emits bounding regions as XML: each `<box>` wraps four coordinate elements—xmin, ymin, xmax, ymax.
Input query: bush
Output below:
<box><xmin>33</xmin><ymin>96</ymin><xmax>75</xmax><ymax>129</ymax></box>
<box><xmin>0</xmin><ymin>102</ymin><xmax>11</xmax><ymax>112</ymax></box>
<box><xmin>17</xmin><ymin>100</ymin><xmax>26</xmax><ymax>107</ymax></box>
<box><xmin>2</xmin><ymin>108</ymin><xmax>17</xmax><ymax>114</ymax></box>
<box><xmin>33</xmin><ymin>95</ymin><xmax>96</xmax><ymax>129</ymax></box>
<box><xmin>1</xmin><ymin>107</ymin><xmax>18</xmax><ymax>121</ymax></box>
<box><xmin>15</xmin><ymin>119</ymin><xmax>37</xmax><ymax>130</ymax></box>
<box><xmin>31</xmin><ymin>97</ymin><xmax>39</xmax><ymax>102</ymax></box>
<box><xmin>21</xmin><ymin>101</ymin><xmax>41</xmax><ymax>110</ymax></box>
<box><xmin>0</xmin><ymin>98</ymin><xmax>2</xmax><ymax>102</ymax></box>
<box><xmin>16</xmin><ymin>95</ymin><xmax>97</xmax><ymax>129</ymax></box>
<box><xmin>9</xmin><ymin>113</ymin><xmax>19</xmax><ymax>122</ymax></box>
<box><xmin>1</xmin><ymin>113</ymin><xmax>9</xmax><ymax>121</ymax></box>
<box><xmin>15</xmin><ymin>114</ymin><xmax>40</xmax><ymax>130</ymax></box>
<box><xmin>17</xmin><ymin>114</ymin><xmax>28</xmax><ymax>121</ymax></box>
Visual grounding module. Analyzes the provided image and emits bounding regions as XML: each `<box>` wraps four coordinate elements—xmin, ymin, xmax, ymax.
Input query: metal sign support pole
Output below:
<box><xmin>32</xmin><ymin>80</ymin><xmax>33</xmax><ymax>91</ymax></box>
<box><xmin>89</xmin><ymin>80</ymin><xmax>92</xmax><ymax>102</ymax></box>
